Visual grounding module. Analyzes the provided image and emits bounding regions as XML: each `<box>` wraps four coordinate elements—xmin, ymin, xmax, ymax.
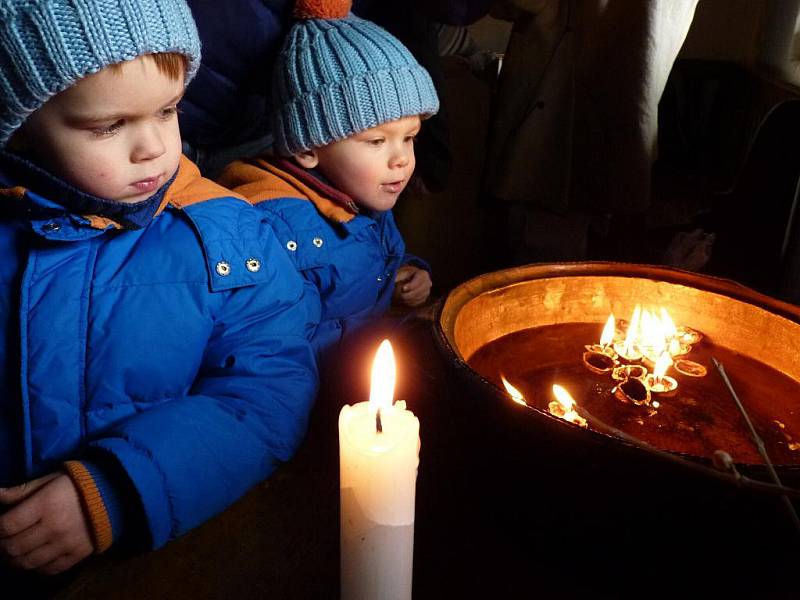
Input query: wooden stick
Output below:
<box><xmin>712</xmin><ymin>357</ymin><xmax>800</xmax><ymax>533</ymax></box>
<box><xmin>512</xmin><ymin>391</ymin><xmax>800</xmax><ymax>499</ymax></box>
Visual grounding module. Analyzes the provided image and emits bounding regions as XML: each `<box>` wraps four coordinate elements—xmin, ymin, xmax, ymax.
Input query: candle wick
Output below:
<box><xmin>376</xmin><ymin>408</ymin><xmax>383</xmax><ymax>434</ymax></box>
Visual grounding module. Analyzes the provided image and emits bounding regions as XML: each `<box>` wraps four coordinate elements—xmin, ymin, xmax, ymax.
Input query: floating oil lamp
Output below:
<box><xmin>668</xmin><ymin>340</ymin><xmax>692</xmax><ymax>358</ymax></box>
<box><xmin>674</xmin><ymin>358</ymin><xmax>707</xmax><ymax>378</ymax></box>
<box><xmin>582</xmin><ymin>350</ymin><xmax>617</xmax><ymax>374</ymax></box>
<box><xmin>676</xmin><ymin>325</ymin><xmax>703</xmax><ymax>345</ymax></box>
<box><xmin>613</xmin><ymin>376</ymin><xmax>651</xmax><ymax>406</ymax></box>
<box><xmin>583</xmin><ymin>314</ymin><xmax>620</xmax><ymax>374</ymax></box>
<box><xmin>549</xmin><ymin>384</ymin><xmax>587</xmax><ymax>428</ymax></box>
<box><xmin>645</xmin><ymin>353</ymin><xmax>678</xmax><ymax>396</ymax></box>
<box><xmin>637</xmin><ymin>308</ymin><xmax>669</xmax><ymax>368</ymax></box>
<box><xmin>501</xmin><ymin>376</ymin><xmax>527</xmax><ymax>406</ymax></box>
<box><xmin>613</xmin><ymin>305</ymin><xmax>643</xmax><ymax>362</ymax></box>
<box><xmin>612</xmin><ymin>364</ymin><xmax>647</xmax><ymax>381</ymax></box>
<box><xmin>585</xmin><ymin>314</ymin><xmax>618</xmax><ymax>357</ymax></box>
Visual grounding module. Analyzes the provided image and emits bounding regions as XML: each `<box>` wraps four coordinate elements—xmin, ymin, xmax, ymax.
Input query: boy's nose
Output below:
<box><xmin>389</xmin><ymin>150</ymin><xmax>410</xmax><ymax>169</ymax></box>
<box><xmin>132</xmin><ymin>124</ymin><xmax>166</xmax><ymax>162</ymax></box>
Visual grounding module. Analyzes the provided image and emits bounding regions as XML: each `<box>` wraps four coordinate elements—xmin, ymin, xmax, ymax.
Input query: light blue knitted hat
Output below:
<box><xmin>0</xmin><ymin>0</ymin><xmax>201</xmax><ymax>147</ymax></box>
<box><xmin>272</xmin><ymin>0</ymin><xmax>440</xmax><ymax>156</ymax></box>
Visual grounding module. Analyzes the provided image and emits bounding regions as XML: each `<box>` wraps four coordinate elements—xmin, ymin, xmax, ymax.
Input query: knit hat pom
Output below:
<box><xmin>294</xmin><ymin>0</ymin><xmax>351</xmax><ymax>20</ymax></box>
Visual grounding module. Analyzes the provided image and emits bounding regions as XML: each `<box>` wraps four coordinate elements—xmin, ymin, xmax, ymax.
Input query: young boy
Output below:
<box><xmin>0</xmin><ymin>0</ymin><xmax>318</xmax><ymax>575</ymax></box>
<box><xmin>219</xmin><ymin>0</ymin><xmax>439</xmax><ymax>358</ymax></box>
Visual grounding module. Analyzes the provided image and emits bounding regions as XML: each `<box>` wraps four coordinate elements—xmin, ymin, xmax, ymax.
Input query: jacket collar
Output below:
<box><xmin>0</xmin><ymin>154</ymin><xmax>235</xmax><ymax>230</ymax></box>
<box><xmin>0</xmin><ymin>150</ymin><xmax>169</xmax><ymax>229</ymax></box>
<box><xmin>245</xmin><ymin>157</ymin><xmax>361</xmax><ymax>224</ymax></box>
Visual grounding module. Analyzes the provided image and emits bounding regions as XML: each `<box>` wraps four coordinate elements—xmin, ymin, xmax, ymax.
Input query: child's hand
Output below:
<box><xmin>394</xmin><ymin>265</ymin><xmax>432</xmax><ymax>307</ymax></box>
<box><xmin>0</xmin><ymin>472</ymin><xmax>93</xmax><ymax>575</ymax></box>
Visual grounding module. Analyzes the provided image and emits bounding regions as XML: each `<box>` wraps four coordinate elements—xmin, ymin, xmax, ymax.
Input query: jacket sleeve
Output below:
<box><xmin>401</xmin><ymin>252</ymin><xmax>432</xmax><ymax>273</ymax></box>
<box><xmin>88</xmin><ymin>215</ymin><xmax>321</xmax><ymax>549</ymax></box>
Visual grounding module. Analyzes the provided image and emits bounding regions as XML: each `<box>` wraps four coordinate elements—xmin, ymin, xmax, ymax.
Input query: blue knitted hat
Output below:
<box><xmin>271</xmin><ymin>0</ymin><xmax>440</xmax><ymax>156</ymax></box>
<box><xmin>0</xmin><ymin>0</ymin><xmax>201</xmax><ymax>147</ymax></box>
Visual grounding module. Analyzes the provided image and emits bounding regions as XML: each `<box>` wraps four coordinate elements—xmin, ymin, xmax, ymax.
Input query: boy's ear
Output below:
<box><xmin>292</xmin><ymin>149</ymin><xmax>319</xmax><ymax>169</ymax></box>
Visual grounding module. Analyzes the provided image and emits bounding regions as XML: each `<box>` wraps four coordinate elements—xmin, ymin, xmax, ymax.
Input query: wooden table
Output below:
<box><xmin>14</xmin><ymin>312</ymin><xmax>800</xmax><ymax>599</ymax></box>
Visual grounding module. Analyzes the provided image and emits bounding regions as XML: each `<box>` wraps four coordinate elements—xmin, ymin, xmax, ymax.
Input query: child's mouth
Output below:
<box><xmin>131</xmin><ymin>175</ymin><xmax>161</xmax><ymax>193</ymax></box>
<box><xmin>381</xmin><ymin>180</ymin><xmax>404</xmax><ymax>194</ymax></box>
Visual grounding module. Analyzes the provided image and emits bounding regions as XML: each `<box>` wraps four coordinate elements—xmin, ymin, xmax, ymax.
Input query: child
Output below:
<box><xmin>0</xmin><ymin>0</ymin><xmax>318</xmax><ymax>575</ymax></box>
<box><xmin>219</xmin><ymin>0</ymin><xmax>438</xmax><ymax>358</ymax></box>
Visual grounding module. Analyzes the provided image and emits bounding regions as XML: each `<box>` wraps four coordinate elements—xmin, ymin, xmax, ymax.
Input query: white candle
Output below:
<box><xmin>339</xmin><ymin>339</ymin><xmax>420</xmax><ymax>600</ymax></box>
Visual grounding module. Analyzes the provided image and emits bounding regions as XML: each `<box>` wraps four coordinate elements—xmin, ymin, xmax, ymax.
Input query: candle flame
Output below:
<box><xmin>369</xmin><ymin>339</ymin><xmax>395</xmax><ymax>413</ymax></box>
<box><xmin>660</xmin><ymin>308</ymin><xmax>677</xmax><ymax>337</ymax></box>
<box><xmin>501</xmin><ymin>376</ymin><xmax>527</xmax><ymax>406</ymax></box>
<box><xmin>600</xmin><ymin>313</ymin><xmax>615</xmax><ymax>347</ymax></box>
<box><xmin>550</xmin><ymin>385</ymin><xmax>587</xmax><ymax>428</ymax></box>
<box><xmin>552</xmin><ymin>384</ymin><xmax>575</xmax><ymax>411</ymax></box>
<box><xmin>623</xmin><ymin>305</ymin><xmax>642</xmax><ymax>353</ymax></box>
<box><xmin>653</xmin><ymin>352</ymin><xmax>673</xmax><ymax>380</ymax></box>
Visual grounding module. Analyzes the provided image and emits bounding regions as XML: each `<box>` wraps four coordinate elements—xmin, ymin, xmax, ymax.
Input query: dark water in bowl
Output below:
<box><xmin>468</xmin><ymin>322</ymin><xmax>800</xmax><ymax>465</ymax></box>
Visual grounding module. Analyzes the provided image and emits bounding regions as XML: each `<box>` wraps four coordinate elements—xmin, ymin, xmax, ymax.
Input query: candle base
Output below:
<box><xmin>341</xmin><ymin>487</ymin><xmax>414</xmax><ymax>600</ymax></box>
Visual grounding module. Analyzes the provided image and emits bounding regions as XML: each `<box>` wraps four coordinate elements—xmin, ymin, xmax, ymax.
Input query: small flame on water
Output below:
<box><xmin>552</xmin><ymin>384</ymin><xmax>575</xmax><ymax>411</ymax></box>
<box><xmin>653</xmin><ymin>352</ymin><xmax>673</xmax><ymax>381</ymax></box>
<box><xmin>600</xmin><ymin>314</ymin><xmax>616</xmax><ymax>347</ymax></box>
<box><xmin>640</xmin><ymin>308</ymin><xmax>667</xmax><ymax>357</ymax></box>
<box><xmin>550</xmin><ymin>385</ymin><xmax>588</xmax><ymax>428</ymax></box>
<box><xmin>623</xmin><ymin>305</ymin><xmax>642</xmax><ymax>354</ymax></box>
<box><xmin>501</xmin><ymin>376</ymin><xmax>527</xmax><ymax>406</ymax></box>
<box><xmin>660</xmin><ymin>308</ymin><xmax>677</xmax><ymax>338</ymax></box>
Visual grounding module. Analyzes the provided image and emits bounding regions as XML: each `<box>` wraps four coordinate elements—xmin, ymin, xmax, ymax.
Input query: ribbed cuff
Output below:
<box><xmin>63</xmin><ymin>460</ymin><xmax>115</xmax><ymax>553</ymax></box>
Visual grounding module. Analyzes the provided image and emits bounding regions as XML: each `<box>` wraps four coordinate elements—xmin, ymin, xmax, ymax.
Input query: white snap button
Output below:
<box><xmin>216</xmin><ymin>261</ymin><xmax>231</xmax><ymax>276</ymax></box>
<box><xmin>287</xmin><ymin>240</ymin><xmax>298</xmax><ymax>251</ymax></box>
<box><xmin>312</xmin><ymin>237</ymin><xmax>323</xmax><ymax>248</ymax></box>
<box><xmin>245</xmin><ymin>258</ymin><xmax>261</xmax><ymax>272</ymax></box>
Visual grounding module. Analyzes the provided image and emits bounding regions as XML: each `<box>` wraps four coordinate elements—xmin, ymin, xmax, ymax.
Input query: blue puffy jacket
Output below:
<box><xmin>0</xmin><ymin>154</ymin><xmax>319</xmax><ymax>549</ymax></box>
<box><xmin>219</xmin><ymin>157</ymin><xmax>428</xmax><ymax>358</ymax></box>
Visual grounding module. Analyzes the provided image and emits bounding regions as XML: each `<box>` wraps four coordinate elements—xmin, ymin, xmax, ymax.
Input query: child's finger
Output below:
<box><xmin>0</xmin><ymin>518</ymin><xmax>50</xmax><ymax>558</ymax></box>
<box><xmin>0</xmin><ymin>498</ymin><xmax>41</xmax><ymax>539</ymax></box>
<box><xmin>400</xmin><ymin>275</ymin><xmax>419</xmax><ymax>293</ymax></box>
<box><xmin>37</xmin><ymin>552</ymin><xmax>82</xmax><ymax>576</ymax></box>
<box><xmin>8</xmin><ymin>538</ymin><xmax>62</xmax><ymax>570</ymax></box>
<box><xmin>0</xmin><ymin>472</ymin><xmax>60</xmax><ymax>505</ymax></box>
<box><xmin>401</xmin><ymin>283</ymin><xmax>428</xmax><ymax>306</ymax></box>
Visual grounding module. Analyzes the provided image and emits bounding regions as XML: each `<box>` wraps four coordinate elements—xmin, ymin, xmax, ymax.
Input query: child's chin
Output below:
<box><xmin>112</xmin><ymin>191</ymin><xmax>151</xmax><ymax>204</ymax></box>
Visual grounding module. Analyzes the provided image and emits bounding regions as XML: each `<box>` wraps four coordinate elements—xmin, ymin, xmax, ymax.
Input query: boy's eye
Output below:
<box><xmin>92</xmin><ymin>119</ymin><xmax>124</xmax><ymax>137</ymax></box>
<box><xmin>160</xmin><ymin>105</ymin><xmax>180</xmax><ymax>119</ymax></box>
<box><xmin>366</xmin><ymin>138</ymin><xmax>385</xmax><ymax>146</ymax></box>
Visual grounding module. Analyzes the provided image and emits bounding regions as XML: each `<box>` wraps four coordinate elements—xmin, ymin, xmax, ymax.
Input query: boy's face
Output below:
<box><xmin>300</xmin><ymin>115</ymin><xmax>421</xmax><ymax>212</ymax></box>
<box><xmin>19</xmin><ymin>56</ymin><xmax>184</xmax><ymax>203</ymax></box>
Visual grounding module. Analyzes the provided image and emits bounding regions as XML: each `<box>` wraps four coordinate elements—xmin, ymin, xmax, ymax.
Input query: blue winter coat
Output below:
<box><xmin>219</xmin><ymin>157</ymin><xmax>428</xmax><ymax>358</ymax></box>
<box><xmin>0</xmin><ymin>154</ymin><xmax>319</xmax><ymax>549</ymax></box>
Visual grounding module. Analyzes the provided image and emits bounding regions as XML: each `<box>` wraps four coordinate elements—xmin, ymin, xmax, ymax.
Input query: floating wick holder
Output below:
<box><xmin>582</xmin><ymin>350</ymin><xmax>618</xmax><ymax>374</ymax></box>
<box><xmin>612</xmin><ymin>364</ymin><xmax>647</xmax><ymax>381</ymax></box>
<box><xmin>674</xmin><ymin>359</ymin><xmax>707</xmax><ymax>378</ymax></box>
<box><xmin>612</xmin><ymin>341</ymin><xmax>642</xmax><ymax>363</ymax></box>
<box><xmin>584</xmin><ymin>344</ymin><xmax>618</xmax><ymax>360</ymax></box>
<box><xmin>676</xmin><ymin>326</ymin><xmax>703</xmax><ymax>345</ymax></box>
<box><xmin>613</xmin><ymin>377</ymin><xmax>651</xmax><ymax>406</ymax></box>
<box><xmin>645</xmin><ymin>374</ymin><xmax>678</xmax><ymax>397</ymax></box>
<box><xmin>668</xmin><ymin>341</ymin><xmax>692</xmax><ymax>357</ymax></box>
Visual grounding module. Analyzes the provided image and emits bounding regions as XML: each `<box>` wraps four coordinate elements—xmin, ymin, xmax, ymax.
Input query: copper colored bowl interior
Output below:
<box><xmin>439</xmin><ymin>262</ymin><xmax>800</xmax><ymax>381</ymax></box>
<box><xmin>436</xmin><ymin>262</ymin><xmax>800</xmax><ymax>471</ymax></box>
